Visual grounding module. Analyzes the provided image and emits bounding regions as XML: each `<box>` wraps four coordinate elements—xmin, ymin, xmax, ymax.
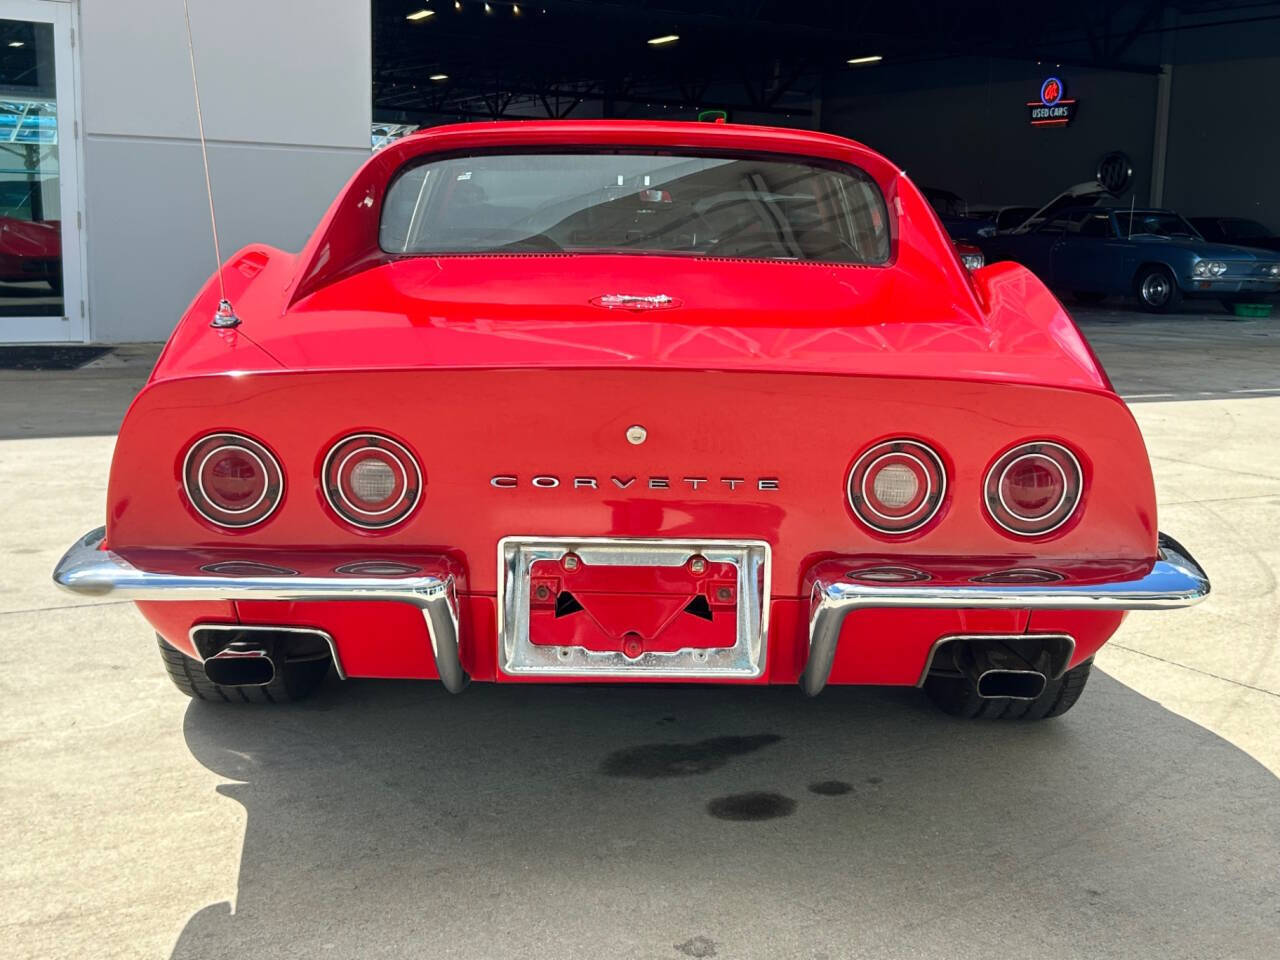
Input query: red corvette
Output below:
<box><xmin>54</xmin><ymin>121</ymin><xmax>1208</xmax><ymax>718</ymax></box>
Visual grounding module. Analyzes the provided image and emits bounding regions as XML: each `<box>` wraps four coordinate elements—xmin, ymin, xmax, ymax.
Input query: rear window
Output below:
<box><xmin>380</xmin><ymin>151</ymin><xmax>890</xmax><ymax>264</ymax></box>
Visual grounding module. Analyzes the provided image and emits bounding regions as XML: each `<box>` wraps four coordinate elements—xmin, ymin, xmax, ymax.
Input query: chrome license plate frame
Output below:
<box><xmin>497</xmin><ymin>537</ymin><xmax>771</xmax><ymax>679</ymax></box>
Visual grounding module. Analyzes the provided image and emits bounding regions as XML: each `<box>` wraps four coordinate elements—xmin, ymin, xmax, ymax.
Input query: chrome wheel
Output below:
<box><xmin>1140</xmin><ymin>271</ymin><xmax>1171</xmax><ymax>307</ymax></box>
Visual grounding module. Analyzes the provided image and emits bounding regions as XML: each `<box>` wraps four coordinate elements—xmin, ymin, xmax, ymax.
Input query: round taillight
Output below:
<box><xmin>847</xmin><ymin>439</ymin><xmax>946</xmax><ymax>534</ymax></box>
<box><xmin>183</xmin><ymin>433</ymin><xmax>283</xmax><ymax>528</ymax></box>
<box><xmin>323</xmin><ymin>434</ymin><xmax>422</xmax><ymax>529</ymax></box>
<box><xmin>984</xmin><ymin>441</ymin><xmax>1082</xmax><ymax>537</ymax></box>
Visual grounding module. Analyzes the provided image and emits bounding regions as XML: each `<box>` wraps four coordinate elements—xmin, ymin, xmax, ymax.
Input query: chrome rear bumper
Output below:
<box><xmin>52</xmin><ymin>527</ymin><xmax>467</xmax><ymax>693</ymax></box>
<box><xmin>801</xmin><ymin>532</ymin><xmax>1209</xmax><ymax>696</ymax></box>
<box><xmin>55</xmin><ymin>527</ymin><xmax>1208</xmax><ymax>699</ymax></box>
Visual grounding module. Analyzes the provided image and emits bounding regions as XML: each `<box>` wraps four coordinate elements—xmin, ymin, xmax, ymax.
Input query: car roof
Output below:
<box><xmin>1190</xmin><ymin>215</ymin><xmax>1262</xmax><ymax>224</ymax></box>
<box><xmin>1041</xmin><ymin>206</ymin><xmax>1181</xmax><ymax>218</ymax></box>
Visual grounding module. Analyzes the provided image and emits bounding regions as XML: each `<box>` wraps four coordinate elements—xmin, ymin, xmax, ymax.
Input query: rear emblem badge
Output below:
<box><xmin>626</xmin><ymin>425</ymin><xmax>647</xmax><ymax>445</ymax></box>
<box><xmin>590</xmin><ymin>293</ymin><xmax>681</xmax><ymax>311</ymax></box>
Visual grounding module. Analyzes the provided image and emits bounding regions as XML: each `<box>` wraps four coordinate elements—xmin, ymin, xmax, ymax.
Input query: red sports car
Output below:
<box><xmin>54</xmin><ymin>121</ymin><xmax>1208</xmax><ymax>718</ymax></box>
<box><xmin>0</xmin><ymin>214</ymin><xmax>61</xmax><ymax>292</ymax></box>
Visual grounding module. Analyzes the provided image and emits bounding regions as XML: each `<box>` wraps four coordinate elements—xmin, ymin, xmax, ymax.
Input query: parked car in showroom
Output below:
<box><xmin>954</xmin><ymin>240</ymin><xmax>984</xmax><ymax>270</ymax></box>
<box><xmin>0</xmin><ymin>214</ymin><xmax>61</xmax><ymax>293</ymax></box>
<box><xmin>1189</xmin><ymin>216</ymin><xmax>1280</xmax><ymax>254</ymax></box>
<box><xmin>53</xmin><ymin>121</ymin><xmax>1208</xmax><ymax>720</ymax></box>
<box><xmin>950</xmin><ymin>205</ymin><xmax>1039</xmax><ymax>241</ymax></box>
<box><xmin>981</xmin><ymin>206</ymin><xmax>1280</xmax><ymax>312</ymax></box>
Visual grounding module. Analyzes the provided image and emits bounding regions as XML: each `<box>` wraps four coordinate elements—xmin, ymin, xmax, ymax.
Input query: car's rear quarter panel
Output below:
<box><xmin>117</xmin><ymin>366</ymin><xmax>1152</xmax><ymax>684</ymax></box>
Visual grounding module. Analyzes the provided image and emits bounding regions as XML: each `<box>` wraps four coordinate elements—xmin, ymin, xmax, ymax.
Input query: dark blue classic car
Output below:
<box><xmin>1190</xmin><ymin>217</ymin><xmax>1280</xmax><ymax>254</ymax></box>
<box><xmin>981</xmin><ymin>206</ymin><xmax>1280</xmax><ymax>312</ymax></box>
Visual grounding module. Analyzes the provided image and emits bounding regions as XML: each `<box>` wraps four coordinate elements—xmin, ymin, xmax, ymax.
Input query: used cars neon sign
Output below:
<box><xmin>1027</xmin><ymin>76</ymin><xmax>1077</xmax><ymax>127</ymax></box>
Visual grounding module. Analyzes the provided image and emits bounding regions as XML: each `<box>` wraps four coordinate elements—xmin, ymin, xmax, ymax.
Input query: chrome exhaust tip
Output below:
<box><xmin>975</xmin><ymin>668</ymin><xmax>1047</xmax><ymax>701</ymax></box>
<box><xmin>202</xmin><ymin>642</ymin><xmax>276</xmax><ymax>687</ymax></box>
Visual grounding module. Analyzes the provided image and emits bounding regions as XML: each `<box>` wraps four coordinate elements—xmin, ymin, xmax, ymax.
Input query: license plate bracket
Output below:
<box><xmin>498</xmin><ymin>537</ymin><xmax>771</xmax><ymax>679</ymax></box>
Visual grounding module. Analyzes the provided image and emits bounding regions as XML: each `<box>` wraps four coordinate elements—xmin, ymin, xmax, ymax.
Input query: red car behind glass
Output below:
<box><xmin>0</xmin><ymin>214</ymin><xmax>61</xmax><ymax>292</ymax></box>
<box><xmin>54</xmin><ymin>121</ymin><xmax>1208</xmax><ymax>720</ymax></box>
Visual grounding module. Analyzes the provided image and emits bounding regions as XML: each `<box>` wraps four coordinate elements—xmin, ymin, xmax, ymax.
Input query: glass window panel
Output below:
<box><xmin>381</xmin><ymin>151</ymin><xmax>891</xmax><ymax>265</ymax></box>
<box><xmin>0</xmin><ymin>18</ymin><xmax>63</xmax><ymax>317</ymax></box>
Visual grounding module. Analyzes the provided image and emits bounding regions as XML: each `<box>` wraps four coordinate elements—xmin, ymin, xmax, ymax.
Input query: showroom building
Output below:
<box><xmin>1</xmin><ymin>0</ymin><xmax>1277</xmax><ymax>344</ymax></box>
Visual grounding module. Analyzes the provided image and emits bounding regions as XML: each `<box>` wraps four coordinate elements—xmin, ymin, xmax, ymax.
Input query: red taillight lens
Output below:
<box><xmin>183</xmin><ymin>433</ymin><xmax>283</xmax><ymax>528</ymax></box>
<box><xmin>323</xmin><ymin>434</ymin><xmax>422</xmax><ymax>529</ymax></box>
<box><xmin>847</xmin><ymin>439</ymin><xmax>946</xmax><ymax>534</ymax></box>
<box><xmin>202</xmin><ymin>449</ymin><xmax>265</xmax><ymax>508</ymax></box>
<box><xmin>985</xmin><ymin>442</ymin><xmax>1082</xmax><ymax>537</ymax></box>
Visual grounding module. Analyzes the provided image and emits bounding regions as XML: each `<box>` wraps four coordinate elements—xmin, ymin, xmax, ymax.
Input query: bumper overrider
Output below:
<box><xmin>802</xmin><ymin>533</ymin><xmax>1208</xmax><ymax>696</ymax></box>
<box><xmin>53</xmin><ymin>527</ymin><xmax>1209</xmax><ymax>696</ymax></box>
<box><xmin>53</xmin><ymin>528</ymin><xmax>467</xmax><ymax>693</ymax></box>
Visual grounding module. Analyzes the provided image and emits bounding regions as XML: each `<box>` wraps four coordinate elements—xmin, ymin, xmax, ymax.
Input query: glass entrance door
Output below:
<box><xmin>0</xmin><ymin>0</ymin><xmax>83</xmax><ymax>342</ymax></box>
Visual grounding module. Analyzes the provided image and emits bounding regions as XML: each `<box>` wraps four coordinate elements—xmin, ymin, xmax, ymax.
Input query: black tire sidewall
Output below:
<box><xmin>1136</xmin><ymin>265</ymin><xmax>1179</xmax><ymax>313</ymax></box>
<box><xmin>157</xmin><ymin>635</ymin><xmax>330</xmax><ymax>703</ymax></box>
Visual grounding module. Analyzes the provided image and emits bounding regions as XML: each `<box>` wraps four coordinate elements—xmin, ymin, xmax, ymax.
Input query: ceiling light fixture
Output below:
<box><xmin>513</xmin><ymin>3</ymin><xmax>521</xmax><ymax>13</ymax></box>
<box><xmin>406</xmin><ymin>8</ymin><xmax>435</xmax><ymax>20</ymax></box>
<box><xmin>647</xmin><ymin>34</ymin><xmax>679</xmax><ymax>46</ymax></box>
<box><xmin>846</xmin><ymin>55</ymin><xmax>883</xmax><ymax>65</ymax></box>
<box><xmin>430</xmin><ymin>73</ymin><xmax>448</xmax><ymax>80</ymax></box>
<box><xmin>7</xmin><ymin>41</ymin><xmax>23</xmax><ymax>47</ymax></box>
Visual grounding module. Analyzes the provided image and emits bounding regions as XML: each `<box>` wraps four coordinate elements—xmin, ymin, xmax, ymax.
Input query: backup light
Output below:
<box><xmin>323</xmin><ymin>434</ymin><xmax>423</xmax><ymax>530</ymax></box>
<box><xmin>847</xmin><ymin>439</ymin><xmax>946</xmax><ymax>535</ymax></box>
<box><xmin>872</xmin><ymin>463</ymin><xmax>919</xmax><ymax>508</ymax></box>
<box><xmin>350</xmin><ymin>458</ymin><xmax>398</xmax><ymax>503</ymax></box>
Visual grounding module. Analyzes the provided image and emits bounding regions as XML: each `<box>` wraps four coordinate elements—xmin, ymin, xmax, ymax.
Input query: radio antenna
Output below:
<box><xmin>182</xmin><ymin>0</ymin><xmax>238</xmax><ymax>328</ymax></box>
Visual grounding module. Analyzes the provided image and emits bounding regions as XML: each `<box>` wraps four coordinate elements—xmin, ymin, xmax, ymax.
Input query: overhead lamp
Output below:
<box><xmin>406</xmin><ymin>8</ymin><xmax>435</xmax><ymax>20</ymax></box>
<box><xmin>513</xmin><ymin>3</ymin><xmax>521</xmax><ymax>13</ymax></box>
<box><xmin>455</xmin><ymin>1</ymin><xmax>461</xmax><ymax>7</ymax></box>
<box><xmin>484</xmin><ymin>2</ymin><xmax>492</xmax><ymax>12</ymax></box>
<box><xmin>7</xmin><ymin>41</ymin><xmax>23</xmax><ymax>48</ymax></box>
<box><xmin>647</xmin><ymin>34</ymin><xmax>679</xmax><ymax>46</ymax></box>
<box><xmin>430</xmin><ymin>73</ymin><xmax>448</xmax><ymax>81</ymax></box>
<box><xmin>846</xmin><ymin>54</ymin><xmax>883</xmax><ymax>65</ymax></box>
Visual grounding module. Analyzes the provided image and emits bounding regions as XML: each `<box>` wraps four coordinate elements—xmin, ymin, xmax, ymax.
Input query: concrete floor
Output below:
<box><xmin>2</xmin><ymin>309</ymin><xmax>1278</xmax><ymax>959</ymax></box>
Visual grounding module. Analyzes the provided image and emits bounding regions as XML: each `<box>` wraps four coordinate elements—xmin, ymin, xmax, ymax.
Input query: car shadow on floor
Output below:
<box><xmin>171</xmin><ymin>673</ymin><xmax>1279</xmax><ymax>960</ymax></box>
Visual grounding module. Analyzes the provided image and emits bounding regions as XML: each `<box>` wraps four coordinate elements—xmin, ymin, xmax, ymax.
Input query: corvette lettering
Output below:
<box><xmin>490</xmin><ymin>475</ymin><xmax>779</xmax><ymax>491</ymax></box>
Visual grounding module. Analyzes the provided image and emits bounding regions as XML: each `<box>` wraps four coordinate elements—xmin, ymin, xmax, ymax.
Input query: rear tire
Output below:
<box><xmin>1135</xmin><ymin>265</ymin><xmax>1180</xmax><ymax>313</ymax></box>
<box><xmin>157</xmin><ymin>635</ymin><xmax>330</xmax><ymax>703</ymax></box>
<box><xmin>924</xmin><ymin>658</ymin><xmax>1093</xmax><ymax>720</ymax></box>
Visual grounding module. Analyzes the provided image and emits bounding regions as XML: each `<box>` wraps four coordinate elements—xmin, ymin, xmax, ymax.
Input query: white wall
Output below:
<box><xmin>79</xmin><ymin>0</ymin><xmax>371</xmax><ymax>342</ymax></box>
